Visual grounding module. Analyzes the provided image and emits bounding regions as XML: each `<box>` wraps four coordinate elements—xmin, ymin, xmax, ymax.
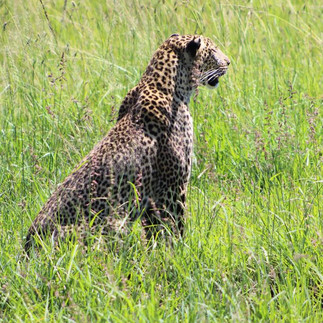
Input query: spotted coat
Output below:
<box><xmin>25</xmin><ymin>34</ymin><xmax>230</xmax><ymax>251</ymax></box>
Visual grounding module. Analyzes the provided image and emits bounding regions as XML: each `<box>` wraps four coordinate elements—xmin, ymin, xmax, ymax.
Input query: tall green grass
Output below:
<box><xmin>0</xmin><ymin>0</ymin><xmax>322</xmax><ymax>321</ymax></box>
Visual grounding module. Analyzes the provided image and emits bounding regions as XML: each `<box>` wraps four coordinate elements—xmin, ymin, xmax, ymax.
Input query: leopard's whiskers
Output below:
<box><xmin>199</xmin><ymin>67</ymin><xmax>227</xmax><ymax>83</ymax></box>
<box><xmin>199</xmin><ymin>69</ymin><xmax>221</xmax><ymax>82</ymax></box>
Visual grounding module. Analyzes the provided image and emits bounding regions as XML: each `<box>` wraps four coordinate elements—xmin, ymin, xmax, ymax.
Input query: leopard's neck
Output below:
<box><xmin>140</xmin><ymin>47</ymin><xmax>196</xmax><ymax>105</ymax></box>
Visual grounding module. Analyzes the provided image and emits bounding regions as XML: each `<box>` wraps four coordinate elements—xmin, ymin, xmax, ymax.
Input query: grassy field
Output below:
<box><xmin>0</xmin><ymin>0</ymin><xmax>322</xmax><ymax>321</ymax></box>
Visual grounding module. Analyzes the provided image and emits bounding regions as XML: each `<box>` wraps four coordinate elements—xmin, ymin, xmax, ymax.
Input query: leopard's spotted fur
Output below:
<box><xmin>25</xmin><ymin>34</ymin><xmax>230</xmax><ymax>252</ymax></box>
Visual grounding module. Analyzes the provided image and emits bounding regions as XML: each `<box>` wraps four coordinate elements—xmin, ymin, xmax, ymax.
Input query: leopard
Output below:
<box><xmin>24</xmin><ymin>34</ymin><xmax>230</xmax><ymax>253</ymax></box>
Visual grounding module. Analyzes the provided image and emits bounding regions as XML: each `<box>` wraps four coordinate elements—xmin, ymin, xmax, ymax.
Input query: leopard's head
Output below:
<box><xmin>168</xmin><ymin>34</ymin><xmax>230</xmax><ymax>89</ymax></box>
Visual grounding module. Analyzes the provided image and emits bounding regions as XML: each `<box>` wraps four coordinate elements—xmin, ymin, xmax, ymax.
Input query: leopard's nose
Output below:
<box><xmin>218</xmin><ymin>56</ymin><xmax>230</xmax><ymax>68</ymax></box>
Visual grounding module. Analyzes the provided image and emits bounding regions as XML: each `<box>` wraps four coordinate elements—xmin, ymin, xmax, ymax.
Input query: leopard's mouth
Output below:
<box><xmin>207</xmin><ymin>76</ymin><xmax>219</xmax><ymax>88</ymax></box>
<box><xmin>205</xmin><ymin>68</ymin><xmax>227</xmax><ymax>89</ymax></box>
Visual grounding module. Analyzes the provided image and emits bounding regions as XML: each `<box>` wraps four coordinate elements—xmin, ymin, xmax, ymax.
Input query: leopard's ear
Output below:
<box><xmin>186</xmin><ymin>37</ymin><xmax>201</xmax><ymax>57</ymax></box>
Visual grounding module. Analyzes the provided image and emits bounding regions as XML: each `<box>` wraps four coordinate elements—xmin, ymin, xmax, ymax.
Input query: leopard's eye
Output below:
<box><xmin>210</xmin><ymin>49</ymin><xmax>217</xmax><ymax>57</ymax></box>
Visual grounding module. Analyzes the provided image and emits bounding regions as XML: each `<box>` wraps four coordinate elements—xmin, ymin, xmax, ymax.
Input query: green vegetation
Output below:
<box><xmin>0</xmin><ymin>0</ymin><xmax>322</xmax><ymax>321</ymax></box>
